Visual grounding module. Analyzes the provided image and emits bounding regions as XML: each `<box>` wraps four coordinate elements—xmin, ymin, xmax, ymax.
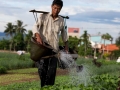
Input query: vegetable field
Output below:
<box><xmin>0</xmin><ymin>52</ymin><xmax>120</xmax><ymax>90</ymax></box>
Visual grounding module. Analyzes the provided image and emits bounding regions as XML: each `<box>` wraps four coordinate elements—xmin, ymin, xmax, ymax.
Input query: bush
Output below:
<box><xmin>0</xmin><ymin>66</ymin><xmax>7</xmax><ymax>74</ymax></box>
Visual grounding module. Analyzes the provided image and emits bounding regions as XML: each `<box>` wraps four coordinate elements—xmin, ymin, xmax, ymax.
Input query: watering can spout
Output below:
<box><xmin>76</xmin><ymin>65</ymin><xmax>83</xmax><ymax>72</ymax></box>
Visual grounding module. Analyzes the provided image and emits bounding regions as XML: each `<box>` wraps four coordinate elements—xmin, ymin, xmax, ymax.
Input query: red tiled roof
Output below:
<box><xmin>101</xmin><ymin>44</ymin><xmax>119</xmax><ymax>51</ymax></box>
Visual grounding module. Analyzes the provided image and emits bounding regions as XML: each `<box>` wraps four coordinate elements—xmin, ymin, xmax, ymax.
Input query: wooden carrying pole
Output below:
<box><xmin>29</xmin><ymin>9</ymin><xmax>69</xmax><ymax>19</ymax></box>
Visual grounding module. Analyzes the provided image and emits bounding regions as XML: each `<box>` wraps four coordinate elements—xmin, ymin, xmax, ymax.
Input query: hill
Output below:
<box><xmin>0</xmin><ymin>32</ymin><xmax>10</xmax><ymax>40</ymax></box>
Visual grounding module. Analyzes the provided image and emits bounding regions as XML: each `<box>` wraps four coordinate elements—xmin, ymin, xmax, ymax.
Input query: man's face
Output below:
<box><xmin>51</xmin><ymin>4</ymin><xmax>61</xmax><ymax>17</ymax></box>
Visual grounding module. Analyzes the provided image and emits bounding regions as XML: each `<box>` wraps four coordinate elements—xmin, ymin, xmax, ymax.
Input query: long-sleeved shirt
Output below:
<box><xmin>32</xmin><ymin>13</ymin><xmax>68</xmax><ymax>52</ymax></box>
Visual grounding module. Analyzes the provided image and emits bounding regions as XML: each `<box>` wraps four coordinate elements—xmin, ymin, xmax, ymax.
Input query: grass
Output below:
<box><xmin>0</xmin><ymin>68</ymin><xmax>39</xmax><ymax>86</ymax></box>
<box><xmin>0</xmin><ymin>74</ymin><xmax>38</xmax><ymax>85</ymax></box>
<box><xmin>0</xmin><ymin>74</ymin><xmax>119</xmax><ymax>90</ymax></box>
<box><xmin>76</xmin><ymin>57</ymin><xmax>120</xmax><ymax>77</ymax></box>
<box><xmin>0</xmin><ymin>75</ymin><xmax>69</xmax><ymax>90</ymax></box>
<box><xmin>7</xmin><ymin>68</ymin><xmax>38</xmax><ymax>74</ymax></box>
<box><xmin>0</xmin><ymin>81</ymin><xmax>40</xmax><ymax>90</ymax></box>
<box><xmin>0</xmin><ymin>52</ymin><xmax>34</xmax><ymax>70</ymax></box>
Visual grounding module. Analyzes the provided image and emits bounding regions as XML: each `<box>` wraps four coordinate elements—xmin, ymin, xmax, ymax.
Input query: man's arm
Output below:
<box><xmin>32</xmin><ymin>14</ymin><xmax>43</xmax><ymax>44</ymax></box>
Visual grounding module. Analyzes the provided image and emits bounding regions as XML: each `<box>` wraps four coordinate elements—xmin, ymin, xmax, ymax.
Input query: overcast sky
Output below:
<box><xmin>0</xmin><ymin>0</ymin><xmax>120</xmax><ymax>43</ymax></box>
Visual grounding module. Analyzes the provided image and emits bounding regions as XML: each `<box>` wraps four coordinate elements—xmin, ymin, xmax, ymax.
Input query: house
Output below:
<box><xmin>101</xmin><ymin>44</ymin><xmax>119</xmax><ymax>53</ymax></box>
<box><xmin>67</xmin><ymin>27</ymin><xmax>80</xmax><ymax>38</ymax></box>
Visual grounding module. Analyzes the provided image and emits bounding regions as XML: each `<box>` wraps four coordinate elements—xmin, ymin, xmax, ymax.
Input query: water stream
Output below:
<box><xmin>59</xmin><ymin>51</ymin><xmax>92</xmax><ymax>86</ymax></box>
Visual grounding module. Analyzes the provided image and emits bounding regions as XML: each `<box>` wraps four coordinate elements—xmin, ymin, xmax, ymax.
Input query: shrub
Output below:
<box><xmin>0</xmin><ymin>66</ymin><xmax>7</xmax><ymax>74</ymax></box>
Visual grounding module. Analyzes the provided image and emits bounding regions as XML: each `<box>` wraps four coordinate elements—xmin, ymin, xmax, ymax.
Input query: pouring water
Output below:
<box><xmin>59</xmin><ymin>50</ymin><xmax>92</xmax><ymax>86</ymax></box>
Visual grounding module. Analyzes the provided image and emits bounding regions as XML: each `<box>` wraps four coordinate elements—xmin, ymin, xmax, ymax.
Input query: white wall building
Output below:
<box><xmin>67</xmin><ymin>27</ymin><xmax>80</xmax><ymax>38</ymax></box>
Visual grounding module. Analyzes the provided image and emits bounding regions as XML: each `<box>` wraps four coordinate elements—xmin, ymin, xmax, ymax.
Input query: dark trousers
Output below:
<box><xmin>36</xmin><ymin>56</ymin><xmax>58</xmax><ymax>87</ymax></box>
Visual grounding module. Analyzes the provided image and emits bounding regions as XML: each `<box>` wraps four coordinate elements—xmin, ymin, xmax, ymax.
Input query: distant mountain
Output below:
<box><xmin>0</xmin><ymin>32</ymin><xmax>10</xmax><ymax>40</ymax></box>
<box><xmin>0</xmin><ymin>32</ymin><xmax>5</xmax><ymax>36</ymax></box>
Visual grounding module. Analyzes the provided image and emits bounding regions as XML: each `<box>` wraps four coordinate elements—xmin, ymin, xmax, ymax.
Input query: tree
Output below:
<box><xmin>110</xmin><ymin>37</ymin><xmax>113</xmax><ymax>44</ymax></box>
<box><xmin>80</xmin><ymin>31</ymin><xmax>91</xmax><ymax>56</ymax></box>
<box><xmin>0</xmin><ymin>38</ymin><xmax>9</xmax><ymax>50</ymax></box>
<box><xmin>15</xmin><ymin>20</ymin><xmax>27</xmax><ymax>34</ymax></box>
<box><xmin>14</xmin><ymin>20</ymin><xmax>27</xmax><ymax>50</ymax></box>
<box><xmin>68</xmin><ymin>36</ymin><xmax>79</xmax><ymax>52</ymax></box>
<box><xmin>102</xmin><ymin>33</ymin><xmax>113</xmax><ymax>45</ymax></box>
<box><xmin>101</xmin><ymin>33</ymin><xmax>113</xmax><ymax>55</ymax></box>
<box><xmin>3</xmin><ymin>20</ymin><xmax>28</xmax><ymax>51</ymax></box>
<box><xmin>4</xmin><ymin>22</ymin><xmax>15</xmax><ymax>51</ymax></box>
<box><xmin>25</xmin><ymin>30</ymin><xmax>33</xmax><ymax>52</ymax></box>
<box><xmin>106</xmin><ymin>33</ymin><xmax>113</xmax><ymax>44</ymax></box>
<box><xmin>115</xmin><ymin>33</ymin><xmax>120</xmax><ymax>48</ymax></box>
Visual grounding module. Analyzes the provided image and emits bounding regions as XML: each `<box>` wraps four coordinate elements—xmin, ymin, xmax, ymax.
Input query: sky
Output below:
<box><xmin>0</xmin><ymin>0</ymin><xmax>120</xmax><ymax>43</ymax></box>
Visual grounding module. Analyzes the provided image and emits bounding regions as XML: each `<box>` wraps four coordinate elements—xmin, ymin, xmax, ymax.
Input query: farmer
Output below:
<box><xmin>32</xmin><ymin>0</ymin><xmax>68</xmax><ymax>87</ymax></box>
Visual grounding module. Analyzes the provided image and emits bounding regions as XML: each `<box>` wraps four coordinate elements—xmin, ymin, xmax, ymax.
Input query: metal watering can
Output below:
<box><xmin>30</xmin><ymin>37</ymin><xmax>56</xmax><ymax>61</ymax></box>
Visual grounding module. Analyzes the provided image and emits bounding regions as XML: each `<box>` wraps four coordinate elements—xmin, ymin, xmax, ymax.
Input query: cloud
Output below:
<box><xmin>0</xmin><ymin>0</ymin><xmax>120</xmax><ymax>42</ymax></box>
<box><xmin>67</xmin><ymin>20</ymin><xmax>120</xmax><ymax>42</ymax></box>
<box><xmin>112</xmin><ymin>18</ymin><xmax>120</xmax><ymax>23</ymax></box>
<box><xmin>0</xmin><ymin>14</ymin><xmax>18</xmax><ymax>22</ymax></box>
<box><xmin>69</xmin><ymin>10</ymin><xmax>120</xmax><ymax>25</ymax></box>
<box><xmin>74</xmin><ymin>0</ymin><xmax>120</xmax><ymax>4</ymax></box>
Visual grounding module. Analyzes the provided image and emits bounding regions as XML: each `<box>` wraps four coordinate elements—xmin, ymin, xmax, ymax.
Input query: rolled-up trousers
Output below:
<box><xmin>36</xmin><ymin>56</ymin><xmax>58</xmax><ymax>87</ymax></box>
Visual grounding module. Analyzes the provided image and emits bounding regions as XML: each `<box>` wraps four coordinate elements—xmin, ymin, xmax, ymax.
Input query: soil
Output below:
<box><xmin>0</xmin><ymin>68</ymin><xmax>68</xmax><ymax>86</ymax></box>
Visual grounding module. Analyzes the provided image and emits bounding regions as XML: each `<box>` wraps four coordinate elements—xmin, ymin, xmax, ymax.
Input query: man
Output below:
<box><xmin>32</xmin><ymin>0</ymin><xmax>68</xmax><ymax>87</ymax></box>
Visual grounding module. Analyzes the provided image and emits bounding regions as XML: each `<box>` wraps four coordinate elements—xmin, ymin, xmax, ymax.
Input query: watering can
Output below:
<box><xmin>30</xmin><ymin>36</ymin><xmax>57</xmax><ymax>61</ymax></box>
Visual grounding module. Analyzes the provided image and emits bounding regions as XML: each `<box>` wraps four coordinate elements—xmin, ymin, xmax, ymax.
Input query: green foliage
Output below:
<box><xmin>111</xmin><ymin>50</ymin><xmax>120</xmax><ymax>59</ymax></box>
<box><xmin>68</xmin><ymin>36</ymin><xmax>79</xmax><ymax>51</ymax></box>
<box><xmin>91</xmin><ymin>74</ymin><xmax>119</xmax><ymax>90</ymax></box>
<box><xmin>0</xmin><ymin>74</ymin><xmax>119</xmax><ymax>90</ymax></box>
<box><xmin>102</xmin><ymin>33</ymin><xmax>113</xmax><ymax>45</ymax></box>
<box><xmin>76</xmin><ymin>58</ymin><xmax>120</xmax><ymax>76</ymax></box>
<box><xmin>0</xmin><ymin>66</ymin><xmax>7</xmax><ymax>74</ymax></box>
<box><xmin>0</xmin><ymin>39</ymin><xmax>9</xmax><ymax>50</ymax></box>
<box><xmin>13</xmin><ymin>33</ymin><xmax>25</xmax><ymax>50</ymax></box>
<box><xmin>79</xmin><ymin>31</ymin><xmax>92</xmax><ymax>56</ymax></box>
<box><xmin>78</xmin><ymin>45</ymin><xmax>93</xmax><ymax>56</ymax></box>
<box><xmin>25</xmin><ymin>30</ymin><xmax>33</xmax><ymax>52</ymax></box>
<box><xmin>0</xmin><ymin>81</ymin><xmax>40</xmax><ymax>90</ymax></box>
<box><xmin>0</xmin><ymin>58</ymin><xmax>120</xmax><ymax>89</ymax></box>
<box><xmin>78</xmin><ymin>45</ymin><xmax>85</xmax><ymax>56</ymax></box>
<box><xmin>103</xmin><ymin>52</ymin><xmax>110</xmax><ymax>59</ymax></box>
<box><xmin>116</xmin><ymin>34</ymin><xmax>120</xmax><ymax>47</ymax></box>
<box><xmin>0</xmin><ymin>52</ymin><xmax>34</xmax><ymax>71</ymax></box>
<box><xmin>3</xmin><ymin>20</ymin><xmax>32</xmax><ymax>51</ymax></box>
<box><xmin>59</xmin><ymin>36</ymin><xmax>64</xmax><ymax>46</ymax></box>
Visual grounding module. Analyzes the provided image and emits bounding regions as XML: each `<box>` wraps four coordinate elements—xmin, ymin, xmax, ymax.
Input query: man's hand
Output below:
<box><xmin>35</xmin><ymin>33</ymin><xmax>42</xmax><ymax>44</ymax></box>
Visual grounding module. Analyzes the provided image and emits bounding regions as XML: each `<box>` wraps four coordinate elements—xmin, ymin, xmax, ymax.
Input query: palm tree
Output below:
<box><xmin>106</xmin><ymin>33</ymin><xmax>113</xmax><ymax>42</ymax></box>
<box><xmin>110</xmin><ymin>37</ymin><xmax>113</xmax><ymax>44</ymax></box>
<box><xmin>102</xmin><ymin>34</ymin><xmax>106</xmax><ymax>45</ymax></box>
<box><xmin>101</xmin><ymin>33</ymin><xmax>113</xmax><ymax>54</ymax></box>
<box><xmin>15</xmin><ymin>20</ymin><xmax>27</xmax><ymax>34</ymax></box>
<box><xmin>25</xmin><ymin>30</ymin><xmax>33</xmax><ymax>52</ymax></box>
<box><xmin>106</xmin><ymin>33</ymin><xmax>113</xmax><ymax>44</ymax></box>
<box><xmin>4</xmin><ymin>22</ymin><xmax>15</xmax><ymax>51</ymax></box>
<box><xmin>80</xmin><ymin>31</ymin><xmax>90</xmax><ymax>56</ymax></box>
<box><xmin>14</xmin><ymin>20</ymin><xmax>27</xmax><ymax>50</ymax></box>
<box><xmin>78</xmin><ymin>38</ymin><xmax>83</xmax><ymax>46</ymax></box>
